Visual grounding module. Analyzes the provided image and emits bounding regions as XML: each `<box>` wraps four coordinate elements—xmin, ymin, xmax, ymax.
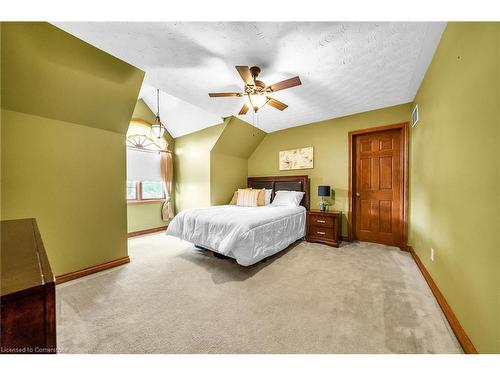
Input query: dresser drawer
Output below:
<box><xmin>309</xmin><ymin>225</ymin><xmax>334</xmax><ymax>240</ymax></box>
<box><xmin>309</xmin><ymin>214</ymin><xmax>334</xmax><ymax>228</ymax></box>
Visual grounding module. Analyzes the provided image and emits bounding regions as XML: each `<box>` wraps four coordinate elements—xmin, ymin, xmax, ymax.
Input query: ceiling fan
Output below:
<box><xmin>208</xmin><ymin>66</ymin><xmax>302</xmax><ymax>115</ymax></box>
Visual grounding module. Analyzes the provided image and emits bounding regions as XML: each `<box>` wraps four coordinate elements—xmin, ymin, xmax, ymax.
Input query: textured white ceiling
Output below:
<box><xmin>54</xmin><ymin>22</ymin><xmax>445</xmax><ymax>137</ymax></box>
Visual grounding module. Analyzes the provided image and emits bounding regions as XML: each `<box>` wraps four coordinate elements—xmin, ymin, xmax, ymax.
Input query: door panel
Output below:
<box><xmin>379</xmin><ymin>156</ymin><xmax>393</xmax><ymax>190</ymax></box>
<box><xmin>379</xmin><ymin>137</ymin><xmax>393</xmax><ymax>151</ymax></box>
<box><xmin>359</xmin><ymin>199</ymin><xmax>371</xmax><ymax>230</ymax></box>
<box><xmin>360</xmin><ymin>139</ymin><xmax>372</xmax><ymax>153</ymax></box>
<box><xmin>379</xmin><ymin>200</ymin><xmax>392</xmax><ymax>233</ymax></box>
<box><xmin>354</xmin><ymin>128</ymin><xmax>402</xmax><ymax>246</ymax></box>
<box><xmin>360</xmin><ymin>158</ymin><xmax>372</xmax><ymax>190</ymax></box>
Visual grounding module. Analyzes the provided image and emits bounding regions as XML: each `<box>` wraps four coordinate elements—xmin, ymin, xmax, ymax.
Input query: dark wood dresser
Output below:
<box><xmin>1</xmin><ymin>219</ymin><xmax>56</xmax><ymax>354</ymax></box>
<box><xmin>306</xmin><ymin>210</ymin><xmax>342</xmax><ymax>247</ymax></box>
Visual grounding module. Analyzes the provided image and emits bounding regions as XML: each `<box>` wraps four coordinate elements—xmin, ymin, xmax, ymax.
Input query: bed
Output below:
<box><xmin>165</xmin><ymin>175</ymin><xmax>310</xmax><ymax>266</ymax></box>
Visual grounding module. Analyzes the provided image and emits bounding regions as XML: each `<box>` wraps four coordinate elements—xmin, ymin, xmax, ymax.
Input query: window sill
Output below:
<box><xmin>127</xmin><ymin>199</ymin><xmax>165</xmax><ymax>205</ymax></box>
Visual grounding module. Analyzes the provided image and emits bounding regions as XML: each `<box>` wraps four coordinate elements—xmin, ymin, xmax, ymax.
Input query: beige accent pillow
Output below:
<box><xmin>229</xmin><ymin>191</ymin><xmax>238</xmax><ymax>205</ymax></box>
<box><xmin>229</xmin><ymin>188</ymin><xmax>252</xmax><ymax>205</ymax></box>
<box><xmin>256</xmin><ymin>188</ymin><xmax>266</xmax><ymax>206</ymax></box>
<box><xmin>236</xmin><ymin>188</ymin><xmax>260</xmax><ymax>207</ymax></box>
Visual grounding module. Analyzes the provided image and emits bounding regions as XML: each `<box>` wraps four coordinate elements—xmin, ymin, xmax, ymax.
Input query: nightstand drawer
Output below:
<box><xmin>306</xmin><ymin>209</ymin><xmax>342</xmax><ymax>247</ymax></box>
<box><xmin>309</xmin><ymin>226</ymin><xmax>334</xmax><ymax>240</ymax></box>
<box><xmin>309</xmin><ymin>214</ymin><xmax>334</xmax><ymax>228</ymax></box>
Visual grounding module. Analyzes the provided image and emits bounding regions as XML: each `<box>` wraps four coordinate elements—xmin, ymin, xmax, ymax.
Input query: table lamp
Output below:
<box><xmin>318</xmin><ymin>185</ymin><xmax>331</xmax><ymax>211</ymax></box>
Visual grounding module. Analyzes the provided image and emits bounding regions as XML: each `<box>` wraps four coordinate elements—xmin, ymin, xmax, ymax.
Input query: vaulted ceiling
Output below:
<box><xmin>54</xmin><ymin>22</ymin><xmax>446</xmax><ymax>137</ymax></box>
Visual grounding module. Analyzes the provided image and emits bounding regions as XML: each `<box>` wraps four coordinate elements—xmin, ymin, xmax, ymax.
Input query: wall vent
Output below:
<box><xmin>411</xmin><ymin>104</ymin><xmax>419</xmax><ymax>127</ymax></box>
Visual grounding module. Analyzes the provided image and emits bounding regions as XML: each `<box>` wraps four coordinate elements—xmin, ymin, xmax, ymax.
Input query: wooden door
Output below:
<box><xmin>353</xmin><ymin>128</ymin><xmax>403</xmax><ymax>246</ymax></box>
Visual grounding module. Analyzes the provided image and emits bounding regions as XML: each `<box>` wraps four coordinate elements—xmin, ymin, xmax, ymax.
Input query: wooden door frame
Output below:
<box><xmin>347</xmin><ymin>122</ymin><xmax>409</xmax><ymax>249</ymax></box>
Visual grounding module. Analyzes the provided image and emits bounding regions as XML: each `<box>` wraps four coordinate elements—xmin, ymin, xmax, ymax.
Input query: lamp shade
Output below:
<box><xmin>318</xmin><ymin>185</ymin><xmax>331</xmax><ymax>197</ymax></box>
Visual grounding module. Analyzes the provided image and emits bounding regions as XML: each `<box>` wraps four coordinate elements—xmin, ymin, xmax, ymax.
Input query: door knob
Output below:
<box><xmin>356</xmin><ymin>193</ymin><xmax>361</xmax><ymax>197</ymax></box>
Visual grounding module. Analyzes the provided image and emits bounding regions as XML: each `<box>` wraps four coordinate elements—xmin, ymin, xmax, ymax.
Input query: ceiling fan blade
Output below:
<box><xmin>208</xmin><ymin>92</ymin><xmax>241</xmax><ymax>97</ymax></box>
<box><xmin>238</xmin><ymin>103</ymin><xmax>249</xmax><ymax>115</ymax></box>
<box><xmin>267</xmin><ymin>97</ymin><xmax>288</xmax><ymax>111</ymax></box>
<box><xmin>235</xmin><ymin>66</ymin><xmax>255</xmax><ymax>86</ymax></box>
<box><xmin>268</xmin><ymin>76</ymin><xmax>302</xmax><ymax>92</ymax></box>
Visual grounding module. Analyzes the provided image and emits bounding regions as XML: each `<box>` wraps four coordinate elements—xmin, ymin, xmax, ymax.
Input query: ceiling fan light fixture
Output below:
<box><xmin>209</xmin><ymin>66</ymin><xmax>301</xmax><ymax>114</ymax></box>
<box><xmin>245</xmin><ymin>93</ymin><xmax>268</xmax><ymax>112</ymax></box>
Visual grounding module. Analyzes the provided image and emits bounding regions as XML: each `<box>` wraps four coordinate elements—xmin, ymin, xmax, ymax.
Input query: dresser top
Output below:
<box><xmin>1</xmin><ymin>219</ymin><xmax>54</xmax><ymax>296</ymax></box>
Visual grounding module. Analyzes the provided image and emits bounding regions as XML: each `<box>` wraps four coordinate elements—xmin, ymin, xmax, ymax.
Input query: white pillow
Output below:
<box><xmin>265</xmin><ymin>189</ymin><xmax>273</xmax><ymax>205</ymax></box>
<box><xmin>271</xmin><ymin>190</ymin><xmax>305</xmax><ymax>207</ymax></box>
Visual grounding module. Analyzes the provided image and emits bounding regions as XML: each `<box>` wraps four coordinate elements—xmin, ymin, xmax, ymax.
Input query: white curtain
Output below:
<box><xmin>160</xmin><ymin>151</ymin><xmax>174</xmax><ymax>221</ymax></box>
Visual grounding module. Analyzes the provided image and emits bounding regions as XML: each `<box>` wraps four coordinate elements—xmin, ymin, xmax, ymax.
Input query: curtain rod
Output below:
<box><xmin>127</xmin><ymin>146</ymin><xmax>172</xmax><ymax>154</ymax></box>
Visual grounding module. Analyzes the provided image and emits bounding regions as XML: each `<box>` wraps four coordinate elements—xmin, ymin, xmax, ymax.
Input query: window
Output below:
<box><xmin>127</xmin><ymin>181</ymin><xmax>164</xmax><ymax>201</ymax></box>
<box><xmin>127</xmin><ymin>122</ymin><xmax>167</xmax><ymax>150</ymax></box>
<box><xmin>141</xmin><ymin>181</ymin><xmax>164</xmax><ymax>200</ymax></box>
<box><xmin>126</xmin><ymin>121</ymin><xmax>167</xmax><ymax>203</ymax></box>
<box><xmin>127</xmin><ymin>181</ymin><xmax>137</xmax><ymax>200</ymax></box>
<box><xmin>126</xmin><ymin>148</ymin><xmax>164</xmax><ymax>202</ymax></box>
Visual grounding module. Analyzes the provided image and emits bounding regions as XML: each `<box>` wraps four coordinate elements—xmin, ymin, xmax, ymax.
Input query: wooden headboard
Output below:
<box><xmin>247</xmin><ymin>175</ymin><xmax>310</xmax><ymax>210</ymax></box>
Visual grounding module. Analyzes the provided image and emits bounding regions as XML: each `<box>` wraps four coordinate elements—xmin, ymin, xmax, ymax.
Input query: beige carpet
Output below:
<box><xmin>56</xmin><ymin>234</ymin><xmax>462</xmax><ymax>353</ymax></box>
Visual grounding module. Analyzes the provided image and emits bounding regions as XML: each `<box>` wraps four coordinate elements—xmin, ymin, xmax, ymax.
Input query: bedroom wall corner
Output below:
<box><xmin>0</xmin><ymin>22</ymin><xmax>144</xmax><ymax>276</ymax></box>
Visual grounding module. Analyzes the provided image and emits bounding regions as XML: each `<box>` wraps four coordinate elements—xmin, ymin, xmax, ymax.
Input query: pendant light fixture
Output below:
<box><xmin>151</xmin><ymin>88</ymin><xmax>166</xmax><ymax>139</ymax></box>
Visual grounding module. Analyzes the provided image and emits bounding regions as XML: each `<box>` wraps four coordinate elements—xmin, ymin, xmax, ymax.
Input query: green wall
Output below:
<box><xmin>1</xmin><ymin>111</ymin><xmax>130</xmax><ymax>274</ymax></box>
<box><xmin>174</xmin><ymin>121</ymin><xmax>226</xmax><ymax>212</ymax></box>
<box><xmin>126</xmin><ymin>99</ymin><xmax>174</xmax><ymax>233</ymax></box>
<box><xmin>248</xmin><ymin>104</ymin><xmax>412</xmax><ymax>236</ymax></box>
<box><xmin>210</xmin><ymin>152</ymin><xmax>247</xmax><ymax>205</ymax></box>
<box><xmin>2</xmin><ymin>23</ymin><xmax>142</xmax><ymax>133</ymax></box>
<box><xmin>210</xmin><ymin>117</ymin><xmax>266</xmax><ymax>205</ymax></box>
<box><xmin>409</xmin><ymin>22</ymin><xmax>500</xmax><ymax>353</ymax></box>
<box><xmin>132</xmin><ymin>99</ymin><xmax>156</xmax><ymax>123</ymax></box>
<box><xmin>127</xmin><ymin>203</ymin><xmax>165</xmax><ymax>233</ymax></box>
<box><xmin>1</xmin><ymin>23</ymin><xmax>144</xmax><ymax>275</ymax></box>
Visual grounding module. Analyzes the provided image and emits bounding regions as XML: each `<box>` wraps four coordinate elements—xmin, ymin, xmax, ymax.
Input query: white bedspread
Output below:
<box><xmin>166</xmin><ymin>205</ymin><xmax>306</xmax><ymax>266</ymax></box>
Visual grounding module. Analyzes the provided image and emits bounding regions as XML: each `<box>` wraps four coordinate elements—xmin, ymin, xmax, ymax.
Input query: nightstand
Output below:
<box><xmin>306</xmin><ymin>210</ymin><xmax>342</xmax><ymax>247</ymax></box>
